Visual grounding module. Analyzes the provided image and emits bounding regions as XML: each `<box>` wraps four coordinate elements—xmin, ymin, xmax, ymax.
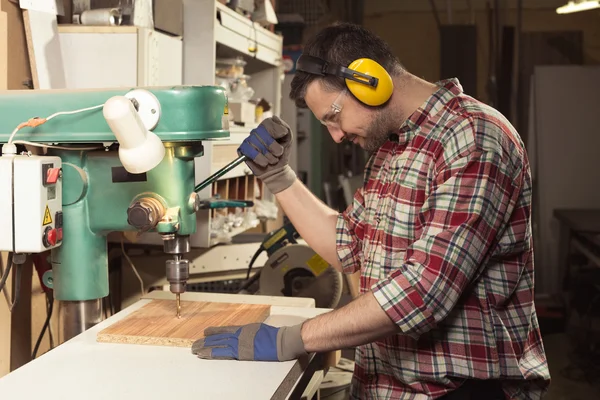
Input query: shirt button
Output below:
<box><xmin>366</xmin><ymin>374</ymin><xmax>375</xmax><ymax>382</ymax></box>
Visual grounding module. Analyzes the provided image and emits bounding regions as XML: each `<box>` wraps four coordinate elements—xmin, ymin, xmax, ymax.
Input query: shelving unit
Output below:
<box><xmin>56</xmin><ymin>1</ymin><xmax>284</xmax><ymax>249</ymax></box>
<box><xmin>185</xmin><ymin>0</ymin><xmax>284</xmax><ymax>248</ymax></box>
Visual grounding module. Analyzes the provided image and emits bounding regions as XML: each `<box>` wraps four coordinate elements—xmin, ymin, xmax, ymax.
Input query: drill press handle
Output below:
<box><xmin>197</xmin><ymin>199</ymin><xmax>254</xmax><ymax>210</ymax></box>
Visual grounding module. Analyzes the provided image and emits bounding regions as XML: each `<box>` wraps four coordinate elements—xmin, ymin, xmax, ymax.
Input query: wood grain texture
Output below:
<box><xmin>97</xmin><ymin>300</ymin><xmax>271</xmax><ymax>347</ymax></box>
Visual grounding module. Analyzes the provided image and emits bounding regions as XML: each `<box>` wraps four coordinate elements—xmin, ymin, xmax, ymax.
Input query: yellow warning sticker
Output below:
<box><xmin>264</xmin><ymin>229</ymin><xmax>287</xmax><ymax>250</ymax></box>
<box><xmin>43</xmin><ymin>205</ymin><xmax>52</xmax><ymax>226</ymax></box>
<box><xmin>306</xmin><ymin>254</ymin><xmax>329</xmax><ymax>276</ymax></box>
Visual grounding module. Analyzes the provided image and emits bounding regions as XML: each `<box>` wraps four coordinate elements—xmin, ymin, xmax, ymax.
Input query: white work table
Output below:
<box><xmin>0</xmin><ymin>291</ymin><xmax>332</xmax><ymax>399</ymax></box>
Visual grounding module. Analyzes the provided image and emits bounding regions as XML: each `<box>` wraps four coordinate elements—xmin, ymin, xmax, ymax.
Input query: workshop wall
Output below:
<box><xmin>363</xmin><ymin>2</ymin><xmax>600</xmax><ymax>105</ymax></box>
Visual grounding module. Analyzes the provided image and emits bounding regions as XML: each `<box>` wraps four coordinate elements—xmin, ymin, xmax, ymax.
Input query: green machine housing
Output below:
<box><xmin>0</xmin><ymin>86</ymin><xmax>230</xmax><ymax>315</ymax></box>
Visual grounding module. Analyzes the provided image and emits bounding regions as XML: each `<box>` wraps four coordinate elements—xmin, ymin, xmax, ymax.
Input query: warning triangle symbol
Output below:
<box><xmin>43</xmin><ymin>206</ymin><xmax>53</xmax><ymax>226</ymax></box>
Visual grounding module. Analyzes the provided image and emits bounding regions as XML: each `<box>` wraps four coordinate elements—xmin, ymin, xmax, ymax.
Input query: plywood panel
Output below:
<box><xmin>0</xmin><ymin>11</ymin><xmax>7</xmax><ymax>90</ymax></box>
<box><xmin>1</xmin><ymin>0</ymin><xmax>32</xmax><ymax>89</ymax></box>
<box><xmin>97</xmin><ymin>300</ymin><xmax>271</xmax><ymax>347</ymax></box>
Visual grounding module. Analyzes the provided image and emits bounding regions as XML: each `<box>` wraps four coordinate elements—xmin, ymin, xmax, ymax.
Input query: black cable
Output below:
<box><xmin>245</xmin><ymin>246</ymin><xmax>263</xmax><ymax>280</ymax></box>
<box><xmin>0</xmin><ymin>252</ymin><xmax>14</xmax><ymax>293</ymax></box>
<box><xmin>10</xmin><ymin>262</ymin><xmax>22</xmax><ymax>311</ymax></box>
<box><xmin>237</xmin><ymin>269</ymin><xmax>262</xmax><ymax>293</ymax></box>
<box><xmin>236</xmin><ymin>246</ymin><xmax>266</xmax><ymax>293</ymax></box>
<box><xmin>32</xmin><ymin>291</ymin><xmax>54</xmax><ymax>360</ymax></box>
<box><xmin>47</xmin><ymin>292</ymin><xmax>55</xmax><ymax>349</ymax></box>
<box><xmin>1</xmin><ymin>253</ymin><xmax>21</xmax><ymax>313</ymax></box>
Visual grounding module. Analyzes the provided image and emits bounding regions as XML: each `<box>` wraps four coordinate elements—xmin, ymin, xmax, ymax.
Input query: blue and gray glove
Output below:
<box><xmin>237</xmin><ymin>116</ymin><xmax>296</xmax><ymax>194</ymax></box>
<box><xmin>191</xmin><ymin>323</ymin><xmax>306</xmax><ymax>362</ymax></box>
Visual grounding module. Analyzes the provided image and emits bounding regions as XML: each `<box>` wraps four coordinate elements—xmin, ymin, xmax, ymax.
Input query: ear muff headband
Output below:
<box><xmin>296</xmin><ymin>55</ymin><xmax>394</xmax><ymax>107</ymax></box>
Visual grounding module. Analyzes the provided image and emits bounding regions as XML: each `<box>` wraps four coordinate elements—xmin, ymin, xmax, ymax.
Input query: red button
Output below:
<box><xmin>46</xmin><ymin>168</ymin><xmax>60</xmax><ymax>184</ymax></box>
<box><xmin>57</xmin><ymin>228</ymin><xmax>63</xmax><ymax>241</ymax></box>
<box><xmin>47</xmin><ymin>229</ymin><xmax>57</xmax><ymax>246</ymax></box>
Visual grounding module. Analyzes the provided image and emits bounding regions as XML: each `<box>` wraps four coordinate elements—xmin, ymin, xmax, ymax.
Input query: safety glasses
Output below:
<box><xmin>319</xmin><ymin>89</ymin><xmax>347</xmax><ymax>128</ymax></box>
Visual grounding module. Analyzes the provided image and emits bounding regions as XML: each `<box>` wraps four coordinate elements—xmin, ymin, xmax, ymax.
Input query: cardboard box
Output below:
<box><xmin>153</xmin><ymin>0</ymin><xmax>182</xmax><ymax>37</ymax></box>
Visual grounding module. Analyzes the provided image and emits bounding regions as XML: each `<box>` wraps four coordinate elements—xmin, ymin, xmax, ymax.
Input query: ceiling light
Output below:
<box><xmin>557</xmin><ymin>0</ymin><xmax>600</xmax><ymax>14</ymax></box>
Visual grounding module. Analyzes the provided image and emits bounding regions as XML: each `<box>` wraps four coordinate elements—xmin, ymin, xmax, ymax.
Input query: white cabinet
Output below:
<box><xmin>58</xmin><ymin>25</ymin><xmax>183</xmax><ymax>88</ymax></box>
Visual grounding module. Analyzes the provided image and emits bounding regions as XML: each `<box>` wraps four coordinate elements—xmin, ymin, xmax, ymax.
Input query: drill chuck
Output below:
<box><xmin>166</xmin><ymin>258</ymin><xmax>189</xmax><ymax>294</ymax></box>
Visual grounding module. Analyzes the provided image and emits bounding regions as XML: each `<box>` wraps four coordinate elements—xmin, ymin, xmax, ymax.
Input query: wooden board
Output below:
<box><xmin>97</xmin><ymin>300</ymin><xmax>271</xmax><ymax>347</ymax></box>
<box><xmin>0</xmin><ymin>0</ymin><xmax>32</xmax><ymax>90</ymax></box>
<box><xmin>0</xmin><ymin>11</ymin><xmax>6</xmax><ymax>90</ymax></box>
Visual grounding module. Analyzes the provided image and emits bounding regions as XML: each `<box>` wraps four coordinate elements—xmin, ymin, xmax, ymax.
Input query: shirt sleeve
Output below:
<box><xmin>336</xmin><ymin>184</ymin><xmax>367</xmax><ymax>275</ymax></box>
<box><xmin>372</xmin><ymin>149</ymin><xmax>522</xmax><ymax>338</ymax></box>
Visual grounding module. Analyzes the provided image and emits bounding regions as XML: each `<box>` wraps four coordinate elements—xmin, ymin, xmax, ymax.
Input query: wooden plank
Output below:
<box><xmin>97</xmin><ymin>300</ymin><xmax>271</xmax><ymax>347</ymax></box>
<box><xmin>1</xmin><ymin>0</ymin><xmax>32</xmax><ymax>89</ymax></box>
<box><xmin>0</xmin><ymin>11</ymin><xmax>6</xmax><ymax>90</ymax></box>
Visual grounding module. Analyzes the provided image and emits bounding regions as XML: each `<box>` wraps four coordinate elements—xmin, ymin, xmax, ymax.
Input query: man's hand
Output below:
<box><xmin>191</xmin><ymin>323</ymin><xmax>307</xmax><ymax>362</ymax></box>
<box><xmin>237</xmin><ymin>116</ymin><xmax>296</xmax><ymax>194</ymax></box>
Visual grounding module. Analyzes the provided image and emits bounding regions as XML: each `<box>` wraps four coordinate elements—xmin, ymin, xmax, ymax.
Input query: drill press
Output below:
<box><xmin>0</xmin><ymin>86</ymin><xmax>244</xmax><ymax>337</ymax></box>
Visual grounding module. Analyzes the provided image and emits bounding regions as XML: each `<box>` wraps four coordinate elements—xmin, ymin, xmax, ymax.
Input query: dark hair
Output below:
<box><xmin>289</xmin><ymin>22</ymin><xmax>404</xmax><ymax>108</ymax></box>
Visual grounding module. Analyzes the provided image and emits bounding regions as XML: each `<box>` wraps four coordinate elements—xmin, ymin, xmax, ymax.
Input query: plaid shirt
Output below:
<box><xmin>336</xmin><ymin>79</ymin><xmax>550</xmax><ymax>399</ymax></box>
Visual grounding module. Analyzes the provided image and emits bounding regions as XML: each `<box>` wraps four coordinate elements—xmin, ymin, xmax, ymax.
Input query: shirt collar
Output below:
<box><xmin>395</xmin><ymin>78</ymin><xmax>464</xmax><ymax>144</ymax></box>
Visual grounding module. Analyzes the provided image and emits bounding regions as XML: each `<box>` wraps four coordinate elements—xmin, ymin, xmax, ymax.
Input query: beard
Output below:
<box><xmin>361</xmin><ymin>108</ymin><xmax>399</xmax><ymax>153</ymax></box>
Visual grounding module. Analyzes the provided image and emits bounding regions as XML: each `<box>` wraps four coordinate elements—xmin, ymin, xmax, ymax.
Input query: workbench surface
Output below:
<box><xmin>0</xmin><ymin>292</ymin><xmax>331</xmax><ymax>399</ymax></box>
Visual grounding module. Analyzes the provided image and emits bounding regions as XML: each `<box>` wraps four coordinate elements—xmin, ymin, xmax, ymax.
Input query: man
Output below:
<box><xmin>192</xmin><ymin>23</ymin><xmax>550</xmax><ymax>399</ymax></box>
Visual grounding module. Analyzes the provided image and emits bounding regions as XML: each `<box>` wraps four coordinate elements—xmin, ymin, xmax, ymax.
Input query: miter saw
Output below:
<box><xmin>240</xmin><ymin>222</ymin><xmax>343</xmax><ymax>309</ymax></box>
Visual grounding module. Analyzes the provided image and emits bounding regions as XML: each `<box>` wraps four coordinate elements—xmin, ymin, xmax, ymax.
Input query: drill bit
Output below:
<box><xmin>176</xmin><ymin>293</ymin><xmax>181</xmax><ymax>318</ymax></box>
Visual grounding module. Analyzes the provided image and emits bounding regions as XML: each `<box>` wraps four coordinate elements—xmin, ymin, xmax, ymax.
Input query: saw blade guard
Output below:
<box><xmin>258</xmin><ymin>244</ymin><xmax>343</xmax><ymax>308</ymax></box>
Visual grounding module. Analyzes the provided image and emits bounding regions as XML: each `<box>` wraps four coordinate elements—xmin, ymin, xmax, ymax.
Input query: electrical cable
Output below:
<box><xmin>245</xmin><ymin>246</ymin><xmax>262</xmax><ymax>280</ymax></box>
<box><xmin>10</xmin><ymin>262</ymin><xmax>22</xmax><ymax>312</ymax></box>
<box><xmin>0</xmin><ymin>254</ymin><xmax>22</xmax><ymax>313</ymax></box>
<box><xmin>238</xmin><ymin>269</ymin><xmax>262</xmax><ymax>293</ymax></box>
<box><xmin>32</xmin><ymin>291</ymin><xmax>54</xmax><ymax>360</ymax></box>
<box><xmin>121</xmin><ymin>235</ymin><xmax>145</xmax><ymax>297</ymax></box>
<box><xmin>236</xmin><ymin>246</ymin><xmax>264</xmax><ymax>293</ymax></box>
<box><xmin>11</xmin><ymin>140</ymin><xmax>104</xmax><ymax>151</ymax></box>
<box><xmin>7</xmin><ymin>103</ymin><xmax>104</xmax><ymax>145</ymax></box>
<box><xmin>47</xmin><ymin>292</ymin><xmax>55</xmax><ymax>350</ymax></box>
<box><xmin>0</xmin><ymin>252</ymin><xmax>13</xmax><ymax>294</ymax></box>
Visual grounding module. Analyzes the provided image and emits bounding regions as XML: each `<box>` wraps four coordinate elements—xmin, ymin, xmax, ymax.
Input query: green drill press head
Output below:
<box><xmin>0</xmin><ymin>86</ymin><xmax>230</xmax><ymax>302</ymax></box>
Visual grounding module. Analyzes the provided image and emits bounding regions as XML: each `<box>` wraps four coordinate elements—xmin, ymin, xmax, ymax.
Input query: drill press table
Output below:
<box><xmin>0</xmin><ymin>292</ymin><xmax>332</xmax><ymax>399</ymax></box>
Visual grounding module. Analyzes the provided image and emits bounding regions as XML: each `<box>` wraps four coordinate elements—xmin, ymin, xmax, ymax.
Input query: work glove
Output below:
<box><xmin>191</xmin><ymin>322</ymin><xmax>306</xmax><ymax>362</ymax></box>
<box><xmin>237</xmin><ymin>116</ymin><xmax>296</xmax><ymax>194</ymax></box>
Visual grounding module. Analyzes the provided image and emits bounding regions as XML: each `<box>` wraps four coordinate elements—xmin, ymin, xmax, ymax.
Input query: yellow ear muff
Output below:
<box><xmin>345</xmin><ymin>58</ymin><xmax>394</xmax><ymax>107</ymax></box>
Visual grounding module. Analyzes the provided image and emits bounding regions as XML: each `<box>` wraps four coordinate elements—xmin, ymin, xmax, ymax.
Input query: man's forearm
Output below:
<box><xmin>300</xmin><ymin>291</ymin><xmax>399</xmax><ymax>352</ymax></box>
<box><xmin>274</xmin><ymin>179</ymin><xmax>341</xmax><ymax>270</ymax></box>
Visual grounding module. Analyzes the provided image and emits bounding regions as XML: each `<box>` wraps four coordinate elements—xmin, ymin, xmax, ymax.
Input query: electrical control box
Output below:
<box><xmin>0</xmin><ymin>154</ymin><xmax>63</xmax><ymax>253</ymax></box>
